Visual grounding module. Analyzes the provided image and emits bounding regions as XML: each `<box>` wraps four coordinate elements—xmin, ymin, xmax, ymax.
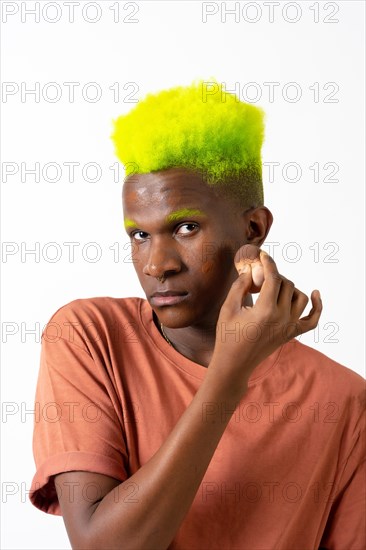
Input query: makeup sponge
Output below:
<box><xmin>234</xmin><ymin>244</ymin><xmax>264</xmax><ymax>293</ymax></box>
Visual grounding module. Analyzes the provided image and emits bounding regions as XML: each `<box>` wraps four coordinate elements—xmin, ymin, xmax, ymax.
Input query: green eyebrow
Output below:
<box><xmin>166</xmin><ymin>208</ymin><xmax>207</xmax><ymax>223</ymax></box>
<box><xmin>124</xmin><ymin>218</ymin><xmax>138</xmax><ymax>230</ymax></box>
<box><xmin>124</xmin><ymin>209</ymin><xmax>207</xmax><ymax>231</ymax></box>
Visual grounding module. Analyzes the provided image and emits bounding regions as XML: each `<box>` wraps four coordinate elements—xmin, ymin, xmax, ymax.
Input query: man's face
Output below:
<box><xmin>122</xmin><ymin>168</ymin><xmax>251</xmax><ymax>329</ymax></box>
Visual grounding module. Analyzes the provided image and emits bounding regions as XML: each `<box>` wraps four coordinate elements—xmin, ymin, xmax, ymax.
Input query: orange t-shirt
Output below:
<box><xmin>30</xmin><ymin>297</ymin><xmax>365</xmax><ymax>549</ymax></box>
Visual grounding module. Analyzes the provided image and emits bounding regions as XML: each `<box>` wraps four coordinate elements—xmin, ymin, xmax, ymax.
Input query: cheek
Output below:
<box><xmin>198</xmin><ymin>244</ymin><xmax>235</xmax><ymax>277</ymax></box>
<box><xmin>201</xmin><ymin>260</ymin><xmax>215</xmax><ymax>274</ymax></box>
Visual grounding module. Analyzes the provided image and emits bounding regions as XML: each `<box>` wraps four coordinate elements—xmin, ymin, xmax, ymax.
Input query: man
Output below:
<box><xmin>30</xmin><ymin>81</ymin><xmax>365</xmax><ymax>549</ymax></box>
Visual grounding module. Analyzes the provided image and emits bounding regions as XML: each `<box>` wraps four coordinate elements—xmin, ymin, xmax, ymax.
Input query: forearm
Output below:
<box><xmin>83</xmin><ymin>367</ymin><xmax>246</xmax><ymax>550</ymax></box>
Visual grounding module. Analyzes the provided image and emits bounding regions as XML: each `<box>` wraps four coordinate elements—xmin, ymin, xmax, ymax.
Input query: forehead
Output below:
<box><xmin>122</xmin><ymin>168</ymin><xmax>224</xmax><ymax>213</ymax></box>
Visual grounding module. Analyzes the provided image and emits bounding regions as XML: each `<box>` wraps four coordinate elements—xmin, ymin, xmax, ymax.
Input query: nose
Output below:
<box><xmin>142</xmin><ymin>237</ymin><xmax>182</xmax><ymax>279</ymax></box>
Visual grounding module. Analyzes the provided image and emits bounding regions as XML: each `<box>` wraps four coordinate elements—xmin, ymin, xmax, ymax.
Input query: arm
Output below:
<box><xmin>55</xmin><ymin>368</ymin><xmax>250</xmax><ymax>550</ymax></box>
<box><xmin>55</xmin><ymin>252</ymin><xmax>322</xmax><ymax>550</ymax></box>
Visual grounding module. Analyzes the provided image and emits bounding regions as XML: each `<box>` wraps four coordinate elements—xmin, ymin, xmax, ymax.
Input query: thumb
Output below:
<box><xmin>223</xmin><ymin>264</ymin><xmax>253</xmax><ymax>313</ymax></box>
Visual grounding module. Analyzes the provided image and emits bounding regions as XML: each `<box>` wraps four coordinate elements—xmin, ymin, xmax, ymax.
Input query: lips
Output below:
<box><xmin>150</xmin><ymin>290</ymin><xmax>188</xmax><ymax>306</ymax></box>
<box><xmin>152</xmin><ymin>290</ymin><xmax>187</xmax><ymax>297</ymax></box>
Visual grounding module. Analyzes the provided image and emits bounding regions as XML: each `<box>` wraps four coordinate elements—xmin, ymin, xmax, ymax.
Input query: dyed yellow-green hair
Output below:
<box><xmin>111</xmin><ymin>80</ymin><xmax>265</xmax><ymax>206</ymax></box>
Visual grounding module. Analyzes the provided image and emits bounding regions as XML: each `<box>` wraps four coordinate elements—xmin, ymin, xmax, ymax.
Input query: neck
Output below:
<box><xmin>155</xmin><ymin>294</ymin><xmax>253</xmax><ymax>368</ymax></box>
<box><xmin>159</xmin><ymin>321</ymin><xmax>216</xmax><ymax>368</ymax></box>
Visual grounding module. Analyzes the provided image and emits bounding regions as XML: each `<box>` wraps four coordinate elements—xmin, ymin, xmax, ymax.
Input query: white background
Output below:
<box><xmin>1</xmin><ymin>1</ymin><xmax>365</xmax><ymax>548</ymax></box>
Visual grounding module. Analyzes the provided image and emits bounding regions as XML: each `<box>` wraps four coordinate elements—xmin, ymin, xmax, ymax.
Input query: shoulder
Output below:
<box><xmin>45</xmin><ymin>295</ymin><xmax>145</xmax><ymax>325</ymax></box>
<box><xmin>286</xmin><ymin>339</ymin><xmax>364</xmax><ymax>386</ymax></box>
<box><xmin>41</xmin><ymin>296</ymin><xmax>147</xmax><ymax>348</ymax></box>
<box><xmin>280</xmin><ymin>339</ymin><xmax>365</xmax><ymax>410</ymax></box>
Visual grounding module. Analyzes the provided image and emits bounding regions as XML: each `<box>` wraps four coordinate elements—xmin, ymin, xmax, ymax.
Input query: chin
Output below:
<box><xmin>152</xmin><ymin>306</ymin><xmax>194</xmax><ymax>329</ymax></box>
<box><xmin>154</xmin><ymin>302</ymin><xmax>219</xmax><ymax>330</ymax></box>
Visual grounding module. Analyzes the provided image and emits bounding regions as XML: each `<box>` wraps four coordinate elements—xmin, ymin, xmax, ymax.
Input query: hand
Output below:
<box><xmin>211</xmin><ymin>247</ymin><xmax>322</xmax><ymax>390</ymax></box>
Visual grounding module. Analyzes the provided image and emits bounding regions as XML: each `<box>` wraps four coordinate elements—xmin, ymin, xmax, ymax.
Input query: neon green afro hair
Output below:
<box><xmin>111</xmin><ymin>80</ymin><xmax>265</xmax><ymax>206</ymax></box>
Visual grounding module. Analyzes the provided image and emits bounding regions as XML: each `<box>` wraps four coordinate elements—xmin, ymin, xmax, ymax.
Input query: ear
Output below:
<box><xmin>243</xmin><ymin>207</ymin><xmax>273</xmax><ymax>246</ymax></box>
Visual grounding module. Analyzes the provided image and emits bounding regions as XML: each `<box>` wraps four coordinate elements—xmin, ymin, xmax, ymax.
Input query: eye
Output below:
<box><xmin>175</xmin><ymin>223</ymin><xmax>199</xmax><ymax>235</ymax></box>
<box><xmin>130</xmin><ymin>230</ymin><xmax>149</xmax><ymax>241</ymax></box>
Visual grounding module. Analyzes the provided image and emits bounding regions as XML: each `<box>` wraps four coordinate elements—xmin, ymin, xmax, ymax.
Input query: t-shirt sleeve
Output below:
<box><xmin>320</xmin><ymin>401</ymin><xmax>366</xmax><ymax>549</ymax></box>
<box><xmin>29</xmin><ymin>304</ymin><xmax>129</xmax><ymax>515</ymax></box>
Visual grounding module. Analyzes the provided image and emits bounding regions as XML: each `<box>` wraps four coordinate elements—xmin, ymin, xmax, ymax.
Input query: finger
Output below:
<box><xmin>277</xmin><ymin>276</ymin><xmax>295</xmax><ymax>310</ymax></box>
<box><xmin>222</xmin><ymin>264</ymin><xmax>253</xmax><ymax>314</ymax></box>
<box><xmin>255</xmin><ymin>251</ymin><xmax>282</xmax><ymax>305</ymax></box>
<box><xmin>295</xmin><ymin>290</ymin><xmax>323</xmax><ymax>336</ymax></box>
<box><xmin>289</xmin><ymin>288</ymin><xmax>309</xmax><ymax>321</ymax></box>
